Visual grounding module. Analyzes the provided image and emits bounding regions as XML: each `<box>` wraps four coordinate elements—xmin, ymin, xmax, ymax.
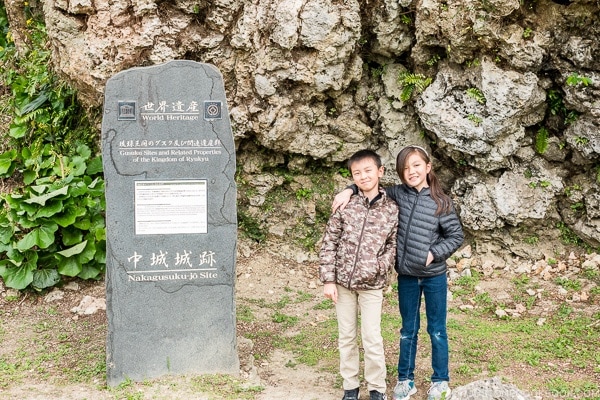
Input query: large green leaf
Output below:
<box><xmin>35</xmin><ymin>200</ymin><xmax>64</xmax><ymax>218</ymax></box>
<box><xmin>16</xmin><ymin>223</ymin><xmax>58</xmax><ymax>250</ymax></box>
<box><xmin>0</xmin><ymin>150</ymin><xmax>17</xmax><ymax>175</ymax></box>
<box><xmin>20</xmin><ymin>92</ymin><xmax>48</xmax><ymax>114</ymax></box>
<box><xmin>8</xmin><ymin>123</ymin><xmax>27</xmax><ymax>138</ymax></box>
<box><xmin>78</xmin><ymin>264</ymin><xmax>103</xmax><ymax>280</ymax></box>
<box><xmin>30</xmin><ymin>184</ymin><xmax>49</xmax><ymax>194</ymax></box>
<box><xmin>86</xmin><ymin>157</ymin><xmax>103</xmax><ymax>175</ymax></box>
<box><xmin>57</xmin><ymin>256</ymin><xmax>82</xmax><ymax>277</ymax></box>
<box><xmin>69</xmin><ymin>156</ymin><xmax>87</xmax><ymax>176</ymax></box>
<box><xmin>24</xmin><ymin>185</ymin><xmax>69</xmax><ymax>206</ymax></box>
<box><xmin>19</xmin><ymin>201</ymin><xmax>40</xmax><ymax>216</ymax></box>
<box><xmin>74</xmin><ymin>217</ymin><xmax>91</xmax><ymax>230</ymax></box>
<box><xmin>23</xmin><ymin>169</ymin><xmax>37</xmax><ymax>185</ymax></box>
<box><xmin>76</xmin><ymin>144</ymin><xmax>92</xmax><ymax>159</ymax></box>
<box><xmin>77</xmin><ymin>240</ymin><xmax>96</xmax><ymax>264</ymax></box>
<box><xmin>33</xmin><ymin>268</ymin><xmax>61</xmax><ymax>289</ymax></box>
<box><xmin>0</xmin><ymin>242</ymin><xmax>12</xmax><ymax>252</ymax></box>
<box><xmin>0</xmin><ymin>256</ymin><xmax>37</xmax><ymax>290</ymax></box>
<box><xmin>52</xmin><ymin>207</ymin><xmax>78</xmax><ymax>227</ymax></box>
<box><xmin>0</xmin><ymin>223</ymin><xmax>14</xmax><ymax>244</ymax></box>
<box><xmin>57</xmin><ymin>240</ymin><xmax>87</xmax><ymax>257</ymax></box>
<box><xmin>69</xmin><ymin>180</ymin><xmax>88</xmax><ymax>197</ymax></box>
<box><xmin>60</xmin><ymin>227</ymin><xmax>83</xmax><ymax>246</ymax></box>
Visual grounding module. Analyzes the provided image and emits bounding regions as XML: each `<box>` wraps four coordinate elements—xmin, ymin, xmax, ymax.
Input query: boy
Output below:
<box><xmin>319</xmin><ymin>149</ymin><xmax>398</xmax><ymax>400</ymax></box>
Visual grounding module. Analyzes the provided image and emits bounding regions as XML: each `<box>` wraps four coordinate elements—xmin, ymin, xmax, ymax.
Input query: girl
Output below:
<box><xmin>333</xmin><ymin>145</ymin><xmax>464</xmax><ymax>400</ymax></box>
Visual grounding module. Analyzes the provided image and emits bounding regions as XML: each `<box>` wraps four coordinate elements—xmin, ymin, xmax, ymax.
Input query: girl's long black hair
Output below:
<box><xmin>396</xmin><ymin>146</ymin><xmax>452</xmax><ymax>216</ymax></box>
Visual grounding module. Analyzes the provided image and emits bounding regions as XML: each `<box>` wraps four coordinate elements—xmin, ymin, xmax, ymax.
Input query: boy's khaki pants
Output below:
<box><xmin>336</xmin><ymin>285</ymin><xmax>387</xmax><ymax>393</ymax></box>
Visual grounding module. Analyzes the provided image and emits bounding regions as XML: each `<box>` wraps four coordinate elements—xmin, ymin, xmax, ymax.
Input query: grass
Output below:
<box><xmin>1</xmin><ymin>262</ymin><xmax>599</xmax><ymax>400</ymax></box>
<box><xmin>190</xmin><ymin>375</ymin><xmax>264</xmax><ymax>399</ymax></box>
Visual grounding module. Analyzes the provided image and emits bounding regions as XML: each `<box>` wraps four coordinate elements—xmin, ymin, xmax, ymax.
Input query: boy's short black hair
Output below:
<box><xmin>347</xmin><ymin>149</ymin><xmax>382</xmax><ymax>170</ymax></box>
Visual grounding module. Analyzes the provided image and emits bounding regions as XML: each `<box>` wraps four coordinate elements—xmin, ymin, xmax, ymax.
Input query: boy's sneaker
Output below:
<box><xmin>392</xmin><ymin>380</ymin><xmax>417</xmax><ymax>400</ymax></box>
<box><xmin>342</xmin><ymin>387</ymin><xmax>359</xmax><ymax>400</ymax></box>
<box><xmin>369</xmin><ymin>390</ymin><xmax>387</xmax><ymax>400</ymax></box>
<box><xmin>427</xmin><ymin>381</ymin><xmax>452</xmax><ymax>400</ymax></box>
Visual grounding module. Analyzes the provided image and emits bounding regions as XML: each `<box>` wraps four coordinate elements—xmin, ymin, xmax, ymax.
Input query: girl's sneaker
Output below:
<box><xmin>427</xmin><ymin>381</ymin><xmax>452</xmax><ymax>400</ymax></box>
<box><xmin>392</xmin><ymin>380</ymin><xmax>417</xmax><ymax>400</ymax></box>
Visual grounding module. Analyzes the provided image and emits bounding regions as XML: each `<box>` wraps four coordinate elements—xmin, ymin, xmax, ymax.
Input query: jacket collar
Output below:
<box><xmin>358</xmin><ymin>186</ymin><xmax>387</xmax><ymax>205</ymax></box>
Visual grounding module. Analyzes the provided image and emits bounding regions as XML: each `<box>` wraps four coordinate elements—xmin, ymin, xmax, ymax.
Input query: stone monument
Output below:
<box><xmin>101</xmin><ymin>60</ymin><xmax>238</xmax><ymax>386</ymax></box>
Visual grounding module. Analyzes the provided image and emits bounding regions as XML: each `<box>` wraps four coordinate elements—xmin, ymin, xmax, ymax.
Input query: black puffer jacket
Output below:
<box><xmin>385</xmin><ymin>184</ymin><xmax>464</xmax><ymax>277</ymax></box>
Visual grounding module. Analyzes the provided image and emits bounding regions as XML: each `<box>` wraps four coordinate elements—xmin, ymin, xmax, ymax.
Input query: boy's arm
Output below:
<box><xmin>318</xmin><ymin>209</ymin><xmax>344</xmax><ymax>285</ymax></box>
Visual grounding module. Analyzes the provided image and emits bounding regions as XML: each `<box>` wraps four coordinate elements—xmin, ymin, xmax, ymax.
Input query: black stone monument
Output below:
<box><xmin>101</xmin><ymin>60</ymin><xmax>238</xmax><ymax>386</ymax></box>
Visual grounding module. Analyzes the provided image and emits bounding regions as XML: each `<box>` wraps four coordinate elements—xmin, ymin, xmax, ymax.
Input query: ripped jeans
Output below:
<box><xmin>397</xmin><ymin>273</ymin><xmax>449</xmax><ymax>383</ymax></box>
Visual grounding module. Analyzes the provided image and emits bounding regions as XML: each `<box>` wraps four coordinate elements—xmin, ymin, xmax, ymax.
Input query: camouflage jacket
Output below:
<box><xmin>319</xmin><ymin>188</ymin><xmax>398</xmax><ymax>291</ymax></box>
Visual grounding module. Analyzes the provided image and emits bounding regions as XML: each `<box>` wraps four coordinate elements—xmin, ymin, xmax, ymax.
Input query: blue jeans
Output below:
<box><xmin>397</xmin><ymin>273</ymin><xmax>449</xmax><ymax>382</ymax></box>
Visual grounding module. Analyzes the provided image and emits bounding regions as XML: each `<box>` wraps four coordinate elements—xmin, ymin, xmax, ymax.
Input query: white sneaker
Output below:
<box><xmin>392</xmin><ymin>380</ymin><xmax>417</xmax><ymax>400</ymax></box>
<box><xmin>427</xmin><ymin>381</ymin><xmax>452</xmax><ymax>400</ymax></box>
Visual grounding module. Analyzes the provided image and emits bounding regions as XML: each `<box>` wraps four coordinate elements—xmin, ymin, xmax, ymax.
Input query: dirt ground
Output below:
<box><xmin>0</xmin><ymin>238</ymin><xmax>599</xmax><ymax>400</ymax></box>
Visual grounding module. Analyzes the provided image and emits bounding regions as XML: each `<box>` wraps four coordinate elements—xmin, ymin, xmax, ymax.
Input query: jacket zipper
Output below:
<box><xmin>348</xmin><ymin>197</ymin><xmax>371</xmax><ymax>287</ymax></box>
<box><xmin>398</xmin><ymin>190</ymin><xmax>420</xmax><ymax>271</ymax></box>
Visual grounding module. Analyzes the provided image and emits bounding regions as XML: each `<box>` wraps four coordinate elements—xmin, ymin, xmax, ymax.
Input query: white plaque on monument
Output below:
<box><xmin>134</xmin><ymin>180</ymin><xmax>208</xmax><ymax>235</ymax></box>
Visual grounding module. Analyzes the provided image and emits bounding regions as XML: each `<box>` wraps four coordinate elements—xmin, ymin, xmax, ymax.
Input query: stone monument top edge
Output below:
<box><xmin>107</xmin><ymin>60</ymin><xmax>222</xmax><ymax>83</ymax></box>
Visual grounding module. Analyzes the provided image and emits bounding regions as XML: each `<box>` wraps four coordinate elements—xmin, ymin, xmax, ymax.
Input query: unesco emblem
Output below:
<box><xmin>204</xmin><ymin>101</ymin><xmax>222</xmax><ymax>120</ymax></box>
<box><xmin>117</xmin><ymin>101</ymin><xmax>137</xmax><ymax>121</ymax></box>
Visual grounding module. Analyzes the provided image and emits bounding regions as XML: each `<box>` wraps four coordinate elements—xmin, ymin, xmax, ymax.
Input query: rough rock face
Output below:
<box><xmin>5</xmin><ymin>0</ymin><xmax>600</xmax><ymax>259</ymax></box>
<box><xmin>451</xmin><ymin>376</ymin><xmax>532</xmax><ymax>400</ymax></box>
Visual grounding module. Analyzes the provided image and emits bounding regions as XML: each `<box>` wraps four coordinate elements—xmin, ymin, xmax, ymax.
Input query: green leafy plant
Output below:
<box><xmin>547</xmin><ymin>89</ymin><xmax>565</xmax><ymax>116</ymax></box>
<box><xmin>465</xmin><ymin>58</ymin><xmax>481</xmax><ymax>68</ymax></box>
<box><xmin>554</xmin><ymin>277</ymin><xmax>582</xmax><ymax>291</ymax></box>
<box><xmin>371</xmin><ymin>65</ymin><xmax>385</xmax><ymax>79</ymax></box>
<box><xmin>556</xmin><ymin>222</ymin><xmax>584</xmax><ymax>246</ymax></box>
<box><xmin>466</xmin><ymin>87</ymin><xmax>486</xmax><ymax>104</ymax></box>
<box><xmin>564</xmin><ymin>184</ymin><xmax>582</xmax><ymax>197</ymax></box>
<box><xmin>237</xmin><ymin>210</ymin><xmax>266</xmax><ymax>243</ymax></box>
<box><xmin>397</xmin><ymin>71</ymin><xmax>432</xmax><ymax>101</ymax></box>
<box><xmin>565</xmin><ymin>110</ymin><xmax>579</xmax><ymax>125</ymax></box>
<box><xmin>535</xmin><ymin>127</ymin><xmax>549</xmax><ymax>154</ymax></box>
<box><xmin>0</xmin><ymin>145</ymin><xmax>105</xmax><ymax>290</ymax></box>
<box><xmin>467</xmin><ymin>114</ymin><xmax>483</xmax><ymax>125</ymax></box>
<box><xmin>525</xmin><ymin>236</ymin><xmax>539</xmax><ymax>245</ymax></box>
<box><xmin>566</xmin><ymin>72</ymin><xmax>592</xmax><ymax>87</ymax></box>
<box><xmin>522</xmin><ymin>27</ymin><xmax>533</xmax><ymax>38</ymax></box>
<box><xmin>426</xmin><ymin>54</ymin><xmax>441</xmax><ymax>66</ymax></box>
<box><xmin>295</xmin><ymin>188</ymin><xmax>313</xmax><ymax>200</ymax></box>
<box><xmin>399</xmin><ymin>12</ymin><xmax>412</xmax><ymax>25</ymax></box>
<box><xmin>0</xmin><ymin>9</ymin><xmax>105</xmax><ymax>290</ymax></box>
<box><xmin>338</xmin><ymin>167</ymin><xmax>351</xmax><ymax>178</ymax></box>
<box><xmin>570</xmin><ymin>202</ymin><xmax>585</xmax><ymax>212</ymax></box>
<box><xmin>546</xmin><ymin>89</ymin><xmax>580</xmax><ymax>126</ymax></box>
<box><xmin>0</xmin><ymin>6</ymin><xmax>11</xmax><ymax>60</ymax></box>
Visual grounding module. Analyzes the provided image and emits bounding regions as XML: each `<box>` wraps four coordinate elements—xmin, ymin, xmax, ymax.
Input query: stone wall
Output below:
<box><xmin>5</xmin><ymin>0</ymin><xmax>600</xmax><ymax>260</ymax></box>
